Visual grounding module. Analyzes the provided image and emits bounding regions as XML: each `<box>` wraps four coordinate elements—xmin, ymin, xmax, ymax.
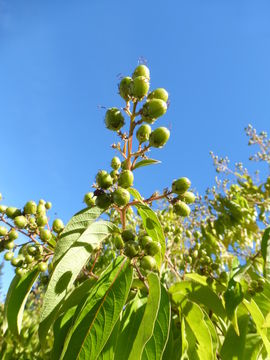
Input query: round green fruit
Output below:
<box><xmin>95</xmin><ymin>193</ymin><xmax>112</xmax><ymax>209</ymax></box>
<box><xmin>113</xmin><ymin>234</ymin><xmax>124</xmax><ymax>249</ymax></box>
<box><xmin>119</xmin><ymin>76</ymin><xmax>132</xmax><ymax>101</ymax></box>
<box><xmin>113</xmin><ymin>187</ymin><xmax>130</xmax><ymax>207</ymax></box>
<box><xmin>11</xmin><ymin>256</ymin><xmax>24</xmax><ymax>267</ymax></box>
<box><xmin>145</xmin><ymin>241</ymin><xmax>161</xmax><ymax>256</ymax></box>
<box><xmin>147</xmin><ymin>88</ymin><xmax>169</xmax><ymax>102</ymax></box>
<box><xmin>138</xmin><ymin>235</ymin><xmax>152</xmax><ymax>248</ymax></box>
<box><xmin>173</xmin><ymin>201</ymin><xmax>191</xmax><ymax>217</ymax></box>
<box><xmin>96</xmin><ymin>170</ymin><xmax>113</xmax><ymax>190</ymax></box>
<box><xmin>84</xmin><ymin>192</ymin><xmax>96</xmax><ymax>207</ymax></box>
<box><xmin>24</xmin><ymin>201</ymin><xmax>37</xmax><ymax>215</ymax></box>
<box><xmin>124</xmin><ymin>241</ymin><xmax>139</xmax><ymax>258</ymax></box>
<box><xmin>121</xmin><ymin>160</ymin><xmax>129</xmax><ymax>170</ymax></box>
<box><xmin>5</xmin><ymin>207</ymin><xmax>21</xmax><ymax>219</ymax></box>
<box><xmin>180</xmin><ymin>191</ymin><xmax>195</xmax><ymax>204</ymax></box>
<box><xmin>38</xmin><ymin>262</ymin><xmax>48</xmax><ymax>272</ymax></box>
<box><xmin>136</xmin><ymin>124</ymin><xmax>151</xmax><ymax>143</ymax></box>
<box><xmin>149</xmin><ymin>127</ymin><xmax>170</xmax><ymax>148</ymax></box>
<box><xmin>0</xmin><ymin>205</ymin><xmax>7</xmax><ymax>213</ymax></box>
<box><xmin>130</xmin><ymin>76</ymin><xmax>149</xmax><ymax>99</ymax></box>
<box><xmin>0</xmin><ymin>226</ymin><xmax>8</xmax><ymax>236</ymax></box>
<box><xmin>118</xmin><ymin>170</ymin><xmax>134</xmax><ymax>188</ymax></box>
<box><xmin>39</xmin><ymin>229</ymin><xmax>52</xmax><ymax>242</ymax></box>
<box><xmin>27</xmin><ymin>245</ymin><xmax>37</xmax><ymax>255</ymax></box>
<box><xmin>15</xmin><ymin>268</ymin><xmax>26</xmax><ymax>277</ymax></box>
<box><xmin>4</xmin><ymin>241</ymin><xmax>15</xmax><ymax>250</ymax></box>
<box><xmin>110</xmin><ymin>170</ymin><xmax>119</xmax><ymax>182</ymax></box>
<box><xmin>25</xmin><ymin>254</ymin><xmax>34</xmax><ymax>264</ymax></box>
<box><xmin>52</xmin><ymin>218</ymin><xmax>65</xmax><ymax>233</ymax></box>
<box><xmin>36</xmin><ymin>215</ymin><xmax>48</xmax><ymax>227</ymax></box>
<box><xmin>14</xmin><ymin>216</ymin><xmax>28</xmax><ymax>229</ymax></box>
<box><xmin>111</xmin><ymin>156</ymin><xmax>121</xmax><ymax>170</ymax></box>
<box><xmin>172</xmin><ymin>177</ymin><xmax>191</xmax><ymax>195</ymax></box>
<box><xmin>105</xmin><ymin>108</ymin><xmax>125</xmax><ymax>131</ymax></box>
<box><xmin>45</xmin><ymin>201</ymin><xmax>52</xmax><ymax>210</ymax></box>
<box><xmin>140</xmin><ymin>256</ymin><xmax>157</xmax><ymax>271</ymax></box>
<box><xmin>132</xmin><ymin>65</ymin><xmax>150</xmax><ymax>80</ymax></box>
<box><xmin>37</xmin><ymin>203</ymin><xmax>46</xmax><ymax>215</ymax></box>
<box><xmin>142</xmin><ymin>99</ymin><xmax>167</xmax><ymax>123</ymax></box>
<box><xmin>121</xmin><ymin>229</ymin><xmax>136</xmax><ymax>242</ymax></box>
<box><xmin>4</xmin><ymin>251</ymin><xmax>14</xmax><ymax>261</ymax></box>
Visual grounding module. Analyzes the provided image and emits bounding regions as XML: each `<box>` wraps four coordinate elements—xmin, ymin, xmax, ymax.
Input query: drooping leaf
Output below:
<box><xmin>128</xmin><ymin>273</ymin><xmax>161</xmax><ymax>360</ymax></box>
<box><xmin>224</xmin><ymin>280</ymin><xmax>244</xmax><ymax>320</ymax></box>
<box><xmin>142</xmin><ymin>283</ymin><xmax>171</xmax><ymax>360</ymax></box>
<box><xmin>261</xmin><ymin>227</ymin><xmax>270</xmax><ymax>279</ymax></box>
<box><xmin>53</xmin><ymin>206</ymin><xmax>103</xmax><ymax>263</ymax></box>
<box><xmin>135</xmin><ymin>203</ymin><xmax>165</xmax><ymax>268</ymax></box>
<box><xmin>39</xmin><ymin>220</ymin><xmax>114</xmax><ymax>344</ymax></box>
<box><xmin>59</xmin><ymin>256</ymin><xmax>133</xmax><ymax>360</ymax></box>
<box><xmin>99</xmin><ymin>319</ymin><xmax>120</xmax><ymax>360</ymax></box>
<box><xmin>162</xmin><ymin>319</ymin><xmax>182</xmax><ymax>360</ymax></box>
<box><xmin>133</xmin><ymin>159</ymin><xmax>161</xmax><ymax>170</ymax></box>
<box><xmin>3</xmin><ymin>266</ymin><xmax>40</xmax><ymax>335</ymax></box>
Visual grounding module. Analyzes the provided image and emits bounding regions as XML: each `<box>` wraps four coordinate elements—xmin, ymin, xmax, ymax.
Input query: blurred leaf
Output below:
<box><xmin>133</xmin><ymin>159</ymin><xmax>161</xmax><ymax>170</ymax></box>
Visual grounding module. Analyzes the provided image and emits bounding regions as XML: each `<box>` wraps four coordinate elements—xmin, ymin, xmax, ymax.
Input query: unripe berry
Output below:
<box><xmin>4</xmin><ymin>251</ymin><xmax>14</xmax><ymax>261</ymax></box>
<box><xmin>140</xmin><ymin>256</ymin><xmax>157</xmax><ymax>271</ymax></box>
<box><xmin>14</xmin><ymin>216</ymin><xmax>28</xmax><ymax>229</ymax></box>
<box><xmin>52</xmin><ymin>219</ymin><xmax>65</xmax><ymax>233</ymax></box>
<box><xmin>16</xmin><ymin>268</ymin><xmax>26</xmax><ymax>277</ymax></box>
<box><xmin>148</xmin><ymin>88</ymin><xmax>169</xmax><ymax>102</ymax></box>
<box><xmin>27</xmin><ymin>245</ymin><xmax>37</xmax><ymax>255</ymax></box>
<box><xmin>24</xmin><ymin>201</ymin><xmax>37</xmax><ymax>215</ymax></box>
<box><xmin>4</xmin><ymin>241</ymin><xmax>15</xmax><ymax>250</ymax></box>
<box><xmin>37</xmin><ymin>203</ymin><xmax>46</xmax><ymax>215</ymax></box>
<box><xmin>138</xmin><ymin>235</ymin><xmax>152</xmax><ymax>248</ymax></box>
<box><xmin>180</xmin><ymin>191</ymin><xmax>196</xmax><ymax>204</ymax></box>
<box><xmin>145</xmin><ymin>241</ymin><xmax>161</xmax><ymax>256</ymax></box>
<box><xmin>39</xmin><ymin>228</ymin><xmax>52</xmax><ymax>242</ymax></box>
<box><xmin>6</xmin><ymin>207</ymin><xmax>21</xmax><ymax>219</ymax></box>
<box><xmin>121</xmin><ymin>229</ymin><xmax>136</xmax><ymax>242</ymax></box>
<box><xmin>11</xmin><ymin>255</ymin><xmax>24</xmax><ymax>267</ymax></box>
<box><xmin>95</xmin><ymin>193</ymin><xmax>112</xmax><ymax>209</ymax></box>
<box><xmin>110</xmin><ymin>170</ymin><xmax>119</xmax><ymax>182</ymax></box>
<box><xmin>172</xmin><ymin>177</ymin><xmax>191</xmax><ymax>195</ymax></box>
<box><xmin>105</xmin><ymin>108</ymin><xmax>125</xmax><ymax>131</ymax></box>
<box><xmin>113</xmin><ymin>187</ymin><xmax>130</xmax><ymax>207</ymax></box>
<box><xmin>118</xmin><ymin>170</ymin><xmax>134</xmax><ymax>188</ymax></box>
<box><xmin>96</xmin><ymin>170</ymin><xmax>113</xmax><ymax>190</ymax></box>
<box><xmin>111</xmin><ymin>156</ymin><xmax>121</xmax><ymax>170</ymax></box>
<box><xmin>119</xmin><ymin>77</ymin><xmax>132</xmax><ymax>101</ymax></box>
<box><xmin>173</xmin><ymin>201</ymin><xmax>191</xmax><ymax>217</ymax></box>
<box><xmin>25</xmin><ymin>254</ymin><xmax>34</xmax><ymax>264</ymax></box>
<box><xmin>136</xmin><ymin>124</ymin><xmax>151</xmax><ymax>143</ymax></box>
<box><xmin>38</xmin><ymin>262</ymin><xmax>48</xmax><ymax>272</ymax></box>
<box><xmin>45</xmin><ymin>201</ymin><xmax>52</xmax><ymax>210</ymax></box>
<box><xmin>84</xmin><ymin>192</ymin><xmax>96</xmax><ymax>207</ymax></box>
<box><xmin>0</xmin><ymin>226</ymin><xmax>8</xmax><ymax>236</ymax></box>
<box><xmin>149</xmin><ymin>127</ymin><xmax>170</xmax><ymax>148</ymax></box>
<box><xmin>130</xmin><ymin>76</ymin><xmax>149</xmax><ymax>99</ymax></box>
<box><xmin>36</xmin><ymin>215</ymin><xmax>48</xmax><ymax>227</ymax></box>
<box><xmin>0</xmin><ymin>205</ymin><xmax>7</xmax><ymax>213</ymax></box>
<box><xmin>124</xmin><ymin>241</ymin><xmax>139</xmax><ymax>258</ymax></box>
<box><xmin>121</xmin><ymin>160</ymin><xmax>129</xmax><ymax>170</ymax></box>
<box><xmin>132</xmin><ymin>65</ymin><xmax>150</xmax><ymax>80</ymax></box>
<box><xmin>112</xmin><ymin>234</ymin><xmax>124</xmax><ymax>249</ymax></box>
<box><xmin>142</xmin><ymin>99</ymin><xmax>167</xmax><ymax>123</ymax></box>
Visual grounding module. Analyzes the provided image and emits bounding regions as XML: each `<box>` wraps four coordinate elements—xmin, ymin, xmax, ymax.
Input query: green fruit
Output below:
<box><xmin>111</xmin><ymin>156</ymin><xmax>121</xmax><ymax>170</ymax></box>
<box><xmin>132</xmin><ymin>65</ymin><xmax>150</xmax><ymax>80</ymax></box>
<box><xmin>16</xmin><ymin>268</ymin><xmax>26</xmax><ymax>277</ymax></box>
<box><xmin>37</xmin><ymin>203</ymin><xmax>46</xmax><ymax>215</ymax></box>
<box><xmin>39</xmin><ymin>228</ymin><xmax>52</xmax><ymax>242</ymax></box>
<box><xmin>24</xmin><ymin>201</ymin><xmax>37</xmax><ymax>215</ymax></box>
<box><xmin>105</xmin><ymin>108</ymin><xmax>125</xmax><ymax>131</ymax></box>
<box><xmin>52</xmin><ymin>219</ymin><xmax>65</xmax><ymax>233</ymax></box>
<box><xmin>0</xmin><ymin>205</ymin><xmax>7</xmax><ymax>213</ymax></box>
<box><xmin>4</xmin><ymin>251</ymin><xmax>14</xmax><ymax>261</ymax></box>
<box><xmin>119</xmin><ymin>76</ymin><xmax>132</xmax><ymax>101</ymax></box>
<box><xmin>122</xmin><ymin>229</ymin><xmax>136</xmax><ymax>242</ymax></box>
<box><xmin>14</xmin><ymin>215</ymin><xmax>28</xmax><ymax>229</ymax></box>
<box><xmin>124</xmin><ymin>241</ymin><xmax>139</xmax><ymax>258</ymax></box>
<box><xmin>173</xmin><ymin>201</ymin><xmax>191</xmax><ymax>217</ymax></box>
<box><xmin>45</xmin><ymin>201</ymin><xmax>52</xmax><ymax>210</ymax></box>
<box><xmin>142</xmin><ymin>99</ymin><xmax>167</xmax><ymax>123</ymax></box>
<box><xmin>84</xmin><ymin>192</ymin><xmax>96</xmax><ymax>207</ymax></box>
<box><xmin>38</xmin><ymin>262</ymin><xmax>48</xmax><ymax>272</ymax></box>
<box><xmin>148</xmin><ymin>88</ymin><xmax>169</xmax><ymax>102</ymax></box>
<box><xmin>95</xmin><ymin>193</ymin><xmax>112</xmax><ymax>209</ymax></box>
<box><xmin>172</xmin><ymin>177</ymin><xmax>191</xmax><ymax>195</ymax></box>
<box><xmin>39</xmin><ymin>199</ymin><xmax>46</xmax><ymax>205</ymax></box>
<box><xmin>118</xmin><ymin>170</ymin><xmax>134</xmax><ymax>188</ymax></box>
<box><xmin>149</xmin><ymin>127</ymin><xmax>170</xmax><ymax>148</ymax></box>
<box><xmin>130</xmin><ymin>76</ymin><xmax>149</xmax><ymax>99</ymax></box>
<box><xmin>140</xmin><ymin>256</ymin><xmax>157</xmax><ymax>271</ymax></box>
<box><xmin>0</xmin><ymin>226</ymin><xmax>8</xmax><ymax>236</ymax></box>
<box><xmin>180</xmin><ymin>191</ymin><xmax>195</xmax><ymax>204</ymax></box>
<box><xmin>145</xmin><ymin>241</ymin><xmax>161</xmax><ymax>256</ymax></box>
<box><xmin>11</xmin><ymin>255</ymin><xmax>24</xmax><ymax>267</ymax></box>
<box><xmin>96</xmin><ymin>170</ymin><xmax>113</xmax><ymax>189</ymax></box>
<box><xmin>136</xmin><ymin>124</ymin><xmax>151</xmax><ymax>143</ymax></box>
<box><xmin>110</xmin><ymin>170</ymin><xmax>119</xmax><ymax>182</ymax></box>
<box><xmin>4</xmin><ymin>241</ymin><xmax>15</xmax><ymax>250</ymax></box>
<box><xmin>36</xmin><ymin>215</ymin><xmax>48</xmax><ymax>227</ymax></box>
<box><xmin>5</xmin><ymin>207</ymin><xmax>21</xmax><ymax>219</ymax></box>
<box><xmin>121</xmin><ymin>160</ymin><xmax>129</xmax><ymax>170</ymax></box>
<box><xmin>113</xmin><ymin>187</ymin><xmax>130</xmax><ymax>207</ymax></box>
<box><xmin>138</xmin><ymin>235</ymin><xmax>152</xmax><ymax>248</ymax></box>
<box><xmin>113</xmin><ymin>234</ymin><xmax>124</xmax><ymax>249</ymax></box>
<box><xmin>25</xmin><ymin>254</ymin><xmax>34</xmax><ymax>264</ymax></box>
<box><xmin>27</xmin><ymin>245</ymin><xmax>37</xmax><ymax>255</ymax></box>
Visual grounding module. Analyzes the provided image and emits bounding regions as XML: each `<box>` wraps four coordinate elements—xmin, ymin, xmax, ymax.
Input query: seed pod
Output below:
<box><xmin>113</xmin><ymin>187</ymin><xmax>130</xmax><ymax>207</ymax></box>
<box><xmin>173</xmin><ymin>201</ymin><xmax>191</xmax><ymax>217</ymax></box>
<box><xmin>148</xmin><ymin>88</ymin><xmax>169</xmax><ymax>102</ymax></box>
<box><xmin>142</xmin><ymin>99</ymin><xmax>167</xmax><ymax>123</ymax></box>
<box><xmin>132</xmin><ymin>65</ymin><xmax>150</xmax><ymax>80</ymax></box>
<box><xmin>105</xmin><ymin>108</ymin><xmax>125</xmax><ymax>131</ymax></box>
<box><xmin>0</xmin><ymin>226</ymin><xmax>8</xmax><ymax>236</ymax></box>
<box><xmin>24</xmin><ymin>201</ymin><xmax>37</xmax><ymax>215</ymax></box>
<box><xmin>84</xmin><ymin>192</ymin><xmax>96</xmax><ymax>207</ymax></box>
<box><xmin>111</xmin><ymin>156</ymin><xmax>121</xmax><ymax>170</ymax></box>
<box><xmin>140</xmin><ymin>255</ymin><xmax>157</xmax><ymax>271</ymax></box>
<box><xmin>95</xmin><ymin>193</ymin><xmax>112</xmax><ymax>209</ymax></box>
<box><xmin>121</xmin><ymin>229</ymin><xmax>136</xmax><ymax>242</ymax></box>
<box><xmin>136</xmin><ymin>124</ymin><xmax>151</xmax><ymax>143</ymax></box>
<box><xmin>5</xmin><ymin>207</ymin><xmax>21</xmax><ymax>219</ymax></box>
<box><xmin>119</xmin><ymin>77</ymin><xmax>133</xmax><ymax>101</ymax></box>
<box><xmin>149</xmin><ymin>127</ymin><xmax>170</xmax><ymax>148</ymax></box>
<box><xmin>172</xmin><ymin>177</ymin><xmax>191</xmax><ymax>195</ymax></box>
<box><xmin>130</xmin><ymin>76</ymin><xmax>149</xmax><ymax>99</ymax></box>
<box><xmin>118</xmin><ymin>170</ymin><xmax>134</xmax><ymax>188</ymax></box>
<box><xmin>14</xmin><ymin>215</ymin><xmax>28</xmax><ymax>229</ymax></box>
<box><xmin>96</xmin><ymin>170</ymin><xmax>113</xmax><ymax>190</ymax></box>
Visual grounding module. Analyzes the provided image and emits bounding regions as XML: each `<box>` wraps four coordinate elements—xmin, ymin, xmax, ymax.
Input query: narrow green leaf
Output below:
<box><xmin>224</xmin><ymin>280</ymin><xmax>244</xmax><ymax>320</ymax></box>
<box><xmin>135</xmin><ymin>203</ymin><xmax>165</xmax><ymax>268</ymax></box>
<box><xmin>39</xmin><ymin>220</ymin><xmax>114</xmax><ymax>344</ymax></box>
<box><xmin>60</xmin><ymin>256</ymin><xmax>133</xmax><ymax>360</ymax></box>
<box><xmin>99</xmin><ymin>320</ymin><xmax>120</xmax><ymax>360</ymax></box>
<box><xmin>133</xmin><ymin>159</ymin><xmax>161</xmax><ymax>170</ymax></box>
<box><xmin>54</xmin><ymin>206</ymin><xmax>103</xmax><ymax>263</ymax></box>
<box><xmin>162</xmin><ymin>320</ymin><xmax>182</xmax><ymax>360</ymax></box>
<box><xmin>3</xmin><ymin>267</ymin><xmax>39</xmax><ymax>335</ymax></box>
<box><xmin>128</xmin><ymin>187</ymin><xmax>144</xmax><ymax>201</ymax></box>
<box><xmin>261</xmin><ymin>227</ymin><xmax>270</xmax><ymax>279</ymax></box>
<box><xmin>243</xmin><ymin>334</ymin><xmax>263</xmax><ymax>360</ymax></box>
<box><xmin>128</xmin><ymin>273</ymin><xmax>161</xmax><ymax>360</ymax></box>
<box><xmin>142</xmin><ymin>284</ymin><xmax>171</xmax><ymax>360</ymax></box>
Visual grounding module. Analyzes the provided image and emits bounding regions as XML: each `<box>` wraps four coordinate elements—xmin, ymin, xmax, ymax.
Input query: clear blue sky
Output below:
<box><xmin>1</xmin><ymin>0</ymin><xmax>270</xmax><ymax>295</ymax></box>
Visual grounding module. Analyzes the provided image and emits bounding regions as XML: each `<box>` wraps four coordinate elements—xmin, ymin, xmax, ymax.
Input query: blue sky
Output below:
<box><xmin>0</xmin><ymin>0</ymin><xmax>270</xmax><ymax>294</ymax></box>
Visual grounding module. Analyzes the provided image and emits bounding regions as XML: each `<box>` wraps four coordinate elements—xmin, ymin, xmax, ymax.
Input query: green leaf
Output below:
<box><xmin>243</xmin><ymin>298</ymin><xmax>270</xmax><ymax>356</ymax></box>
<box><xmin>142</xmin><ymin>284</ymin><xmax>171</xmax><ymax>360</ymax></box>
<box><xmin>135</xmin><ymin>203</ymin><xmax>165</xmax><ymax>268</ymax></box>
<box><xmin>133</xmin><ymin>159</ymin><xmax>161</xmax><ymax>170</ymax></box>
<box><xmin>39</xmin><ymin>220</ymin><xmax>114</xmax><ymax>344</ymax></box>
<box><xmin>60</xmin><ymin>256</ymin><xmax>133</xmax><ymax>360</ymax></box>
<box><xmin>224</xmin><ymin>280</ymin><xmax>244</xmax><ymax>320</ymax></box>
<box><xmin>128</xmin><ymin>273</ymin><xmax>161</xmax><ymax>360</ymax></box>
<box><xmin>128</xmin><ymin>187</ymin><xmax>144</xmax><ymax>201</ymax></box>
<box><xmin>54</xmin><ymin>206</ymin><xmax>103</xmax><ymax>263</ymax></box>
<box><xmin>99</xmin><ymin>320</ymin><xmax>120</xmax><ymax>360</ymax></box>
<box><xmin>261</xmin><ymin>227</ymin><xmax>270</xmax><ymax>279</ymax></box>
<box><xmin>3</xmin><ymin>267</ymin><xmax>40</xmax><ymax>335</ymax></box>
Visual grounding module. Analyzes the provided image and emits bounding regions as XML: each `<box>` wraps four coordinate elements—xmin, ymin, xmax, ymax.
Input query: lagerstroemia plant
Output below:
<box><xmin>0</xmin><ymin>65</ymin><xmax>270</xmax><ymax>360</ymax></box>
